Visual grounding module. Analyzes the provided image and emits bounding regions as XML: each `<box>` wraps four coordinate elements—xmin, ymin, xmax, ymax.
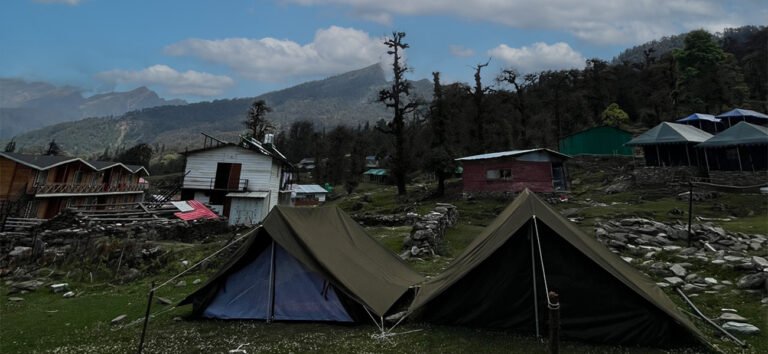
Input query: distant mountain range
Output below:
<box><xmin>0</xmin><ymin>79</ymin><xmax>186</xmax><ymax>138</ymax></box>
<box><xmin>7</xmin><ymin>64</ymin><xmax>432</xmax><ymax>156</ymax></box>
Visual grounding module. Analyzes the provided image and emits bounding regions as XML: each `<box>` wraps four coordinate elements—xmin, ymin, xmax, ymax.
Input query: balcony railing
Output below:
<box><xmin>31</xmin><ymin>182</ymin><xmax>147</xmax><ymax>195</ymax></box>
<box><xmin>208</xmin><ymin>178</ymin><xmax>249</xmax><ymax>191</ymax></box>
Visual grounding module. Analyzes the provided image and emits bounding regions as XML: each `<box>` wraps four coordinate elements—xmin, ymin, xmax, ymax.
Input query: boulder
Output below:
<box><xmin>9</xmin><ymin>246</ymin><xmax>32</xmax><ymax>257</ymax></box>
<box><xmin>12</xmin><ymin>280</ymin><xmax>44</xmax><ymax>291</ymax></box>
<box><xmin>752</xmin><ymin>256</ymin><xmax>768</xmax><ymax>269</ymax></box>
<box><xmin>736</xmin><ymin>273</ymin><xmax>767</xmax><ymax>290</ymax></box>
<box><xmin>722</xmin><ymin>321</ymin><xmax>760</xmax><ymax>335</ymax></box>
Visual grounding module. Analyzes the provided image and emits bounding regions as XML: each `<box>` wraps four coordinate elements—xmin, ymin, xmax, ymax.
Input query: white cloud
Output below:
<box><xmin>449</xmin><ymin>45</ymin><xmax>475</xmax><ymax>57</ymax></box>
<box><xmin>165</xmin><ymin>26</ymin><xmax>389</xmax><ymax>81</ymax></box>
<box><xmin>488</xmin><ymin>42</ymin><xmax>585</xmax><ymax>73</ymax></box>
<box><xmin>286</xmin><ymin>0</ymin><xmax>764</xmax><ymax>45</ymax></box>
<box><xmin>33</xmin><ymin>0</ymin><xmax>81</xmax><ymax>5</ymax></box>
<box><xmin>97</xmin><ymin>65</ymin><xmax>234</xmax><ymax>97</ymax></box>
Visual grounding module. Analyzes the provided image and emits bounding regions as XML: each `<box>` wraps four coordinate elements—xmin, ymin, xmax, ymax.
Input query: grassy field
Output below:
<box><xmin>2</xmin><ymin>175</ymin><xmax>767</xmax><ymax>353</ymax></box>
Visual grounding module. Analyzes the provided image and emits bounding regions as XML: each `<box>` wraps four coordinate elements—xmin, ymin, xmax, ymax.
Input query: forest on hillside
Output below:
<box><xmin>272</xmin><ymin>27</ymin><xmax>767</xmax><ymax>192</ymax></box>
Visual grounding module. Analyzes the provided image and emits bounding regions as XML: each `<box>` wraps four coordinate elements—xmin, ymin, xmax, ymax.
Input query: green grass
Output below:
<box><xmin>2</xmin><ymin>177</ymin><xmax>767</xmax><ymax>353</ymax></box>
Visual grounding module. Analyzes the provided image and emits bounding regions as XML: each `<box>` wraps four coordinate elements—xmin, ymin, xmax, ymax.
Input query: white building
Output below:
<box><xmin>181</xmin><ymin>135</ymin><xmax>293</xmax><ymax>226</ymax></box>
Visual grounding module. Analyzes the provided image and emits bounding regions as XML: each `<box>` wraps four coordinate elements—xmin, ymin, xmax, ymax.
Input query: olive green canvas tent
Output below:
<box><xmin>408</xmin><ymin>190</ymin><xmax>706</xmax><ymax>347</ymax></box>
<box><xmin>180</xmin><ymin>206</ymin><xmax>424</xmax><ymax>322</ymax></box>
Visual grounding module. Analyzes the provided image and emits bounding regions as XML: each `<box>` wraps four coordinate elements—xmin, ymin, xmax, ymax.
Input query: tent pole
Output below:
<box><xmin>530</xmin><ymin>224</ymin><xmax>540</xmax><ymax>338</ymax></box>
<box><xmin>655</xmin><ymin>146</ymin><xmax>661</xmax><ymax>167</ymax></box>
<box><xmin>736</xmin><ymin>147</ymin><xmax>743</xmax><ymax>172</ymax></box>
<box><xmin>267</xmin><ymin>240</ymin><xmax>276</xmax><ymax>323</ymax></box>
<box><xmin>685</xmin><ymin>145</ymin><xmax>691</xmax><ymax>166</ymax></box>
<box><xmin>704</xmin><ymin>149</ymin><xmax>710</xmax><ymax>175</ymax></box>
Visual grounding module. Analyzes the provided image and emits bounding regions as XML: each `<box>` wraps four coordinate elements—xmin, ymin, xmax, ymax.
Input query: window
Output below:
<box><xmin>486</xmin><ymin>169</ymin><xmax>512</xmax><ymax>181</ymax></box>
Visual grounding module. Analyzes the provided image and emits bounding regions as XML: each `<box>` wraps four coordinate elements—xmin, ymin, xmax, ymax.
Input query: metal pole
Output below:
<box><xmin>687</xmin><ymin>181</ymin><xmax>693</xmax><ymax>247</ymax></box>
<box><xmin>137</xmin><ymin>281</ymin><xmax>156</xmax><ymax>354</ymax></box>
<box><xmin>531</xmin><ymin>225</ymin><xmax>540</xmax><ymax>338</ymax></box>
<box><xmin>676</xmin><ymin>288</ymin><xmax>747</xmax><ymax>347</ymax></box>
<box><xmin>267</xmin><ymin>241</ymin><xmax>276</xmax><ymax>323</ymax></box>
<box><xmin>685</xmin><ymin>145</ymin><xmax>691</xmax><ymax>166</ymax></box>
<box><xmin>736</xmin><ymin>147</ymin><xmax>743</xmax><ymax>172</ymax></box>
<box><xmin>548</xmin><ymin>292</ymin><xmax>560</xmax><ymax>354</ymax></box>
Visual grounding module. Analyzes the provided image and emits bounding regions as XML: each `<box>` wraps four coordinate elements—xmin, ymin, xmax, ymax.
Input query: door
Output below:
<box><xmin>229</xmin><ymin>198</ymin><xmax>264</xmax><ymax>226</ymax></box>
<box><xmin>214</xmin><ymin>163</ymin><xmax>242</xmax><ymax>190</ymax></box>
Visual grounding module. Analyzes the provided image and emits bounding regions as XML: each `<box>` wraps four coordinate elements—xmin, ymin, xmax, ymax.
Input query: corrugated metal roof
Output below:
<box><xmin>363</xmin><ymin>168</ymin><xmax>389</xmax><ymax>175</ymax></box>
<box><xmin>0</xmin><ymin>152</ymin><xmax>149</xmax><ymax>175</ymax></box>
<box><xmin>293</xmin><ymin>184</ymin><xmax>329</xmax><ymax>194</ymax></box>
<box><xmin>226</xmin><ymin>191</ymin><xmax>270</xmax><ymax>198</ymax></box>
<box><xmin>626</xmin><ymin>122</ymin><xmax>712</xmax><ymax>146</ymax></box>
<box><xmin>185</xmin><ymin>135</ymin><xmax>292</xmax><ymax>167</ymax></box>
<box><xmin>697</xmin><ymin>122</ymin><xmax>768</xmax><ymax>148</ymax></box>
<box><xmin>455</xmin><ymin>148</ymin><xmax>571</xmax><ymax>161</ymax></box>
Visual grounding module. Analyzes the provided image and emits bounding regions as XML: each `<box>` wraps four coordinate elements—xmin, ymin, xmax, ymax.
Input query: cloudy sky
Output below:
<box><xmin>2</xmin><ymin>0</ymin><xmax>765</xmax><ymax>101</ymax></box>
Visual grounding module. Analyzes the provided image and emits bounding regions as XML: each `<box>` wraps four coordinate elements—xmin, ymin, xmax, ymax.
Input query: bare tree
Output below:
<box><xmin>467</xmin><ymin>60</ymin><xmax>492</xmax><ymax>153</ymax></box>
<box><xmin>244</xmin><ymin>100</ymin><xmax>275</xmax><ymax>141</ymax></box>
<box><xmin>378</xmin><ymin>32</ymin><xmax>419</xmax><ymax>196</ymax></box>
<box><xmin>498</xmin><ymin>69</ymin><xmax>538</xmax><ymax>148</ymax></box>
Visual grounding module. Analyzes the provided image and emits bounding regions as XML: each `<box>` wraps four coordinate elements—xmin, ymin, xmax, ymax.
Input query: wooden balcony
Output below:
<box><xmin>31</xmin><ymin>182</ymin><xmax>146</xmax><ymax>196</ymax></box>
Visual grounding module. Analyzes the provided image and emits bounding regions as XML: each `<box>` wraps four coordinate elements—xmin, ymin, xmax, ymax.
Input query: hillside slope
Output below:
<box><xmin>10</xmin><ymin>64</ymin><xmax>432</xmax><ymax>156</ymax></box>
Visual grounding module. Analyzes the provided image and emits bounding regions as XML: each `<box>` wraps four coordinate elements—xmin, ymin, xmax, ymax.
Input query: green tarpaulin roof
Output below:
<box><xmin>626</xmin><ymin>122</ymin><xmax>712</xmax><ymax>146</ymax></box>
<box><xmin>180</xmin><ymin>205</ymin><xmax>424</xmax><ymax>317</ymax></box>
<box><xmin>697</xmin><ymin>121</ymin><xmax>768</xmax><ymax>148</ymax></box>
<box><xmin>408</xmin><ymin>190</ymin><xmax>706</xmax><ymax>347</ymax></box>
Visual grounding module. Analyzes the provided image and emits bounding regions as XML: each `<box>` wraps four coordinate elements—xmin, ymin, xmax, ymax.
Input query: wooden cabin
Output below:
<box><xmin>456</xmin><ymin>149</ymin><xmax>570</xmax><ymax>193</ymax></box>
<box><xmin>0</xmin><ymin>152</ymin><xmax>148</xmax><ymax>219</ymax></box>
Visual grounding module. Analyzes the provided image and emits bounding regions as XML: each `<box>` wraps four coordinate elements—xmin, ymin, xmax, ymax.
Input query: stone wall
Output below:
<box><xmin>632</xmin><ymin>166</ymin><xmax>702</xmax><ymax>185</ymax></box>
<box><xmin>401</xmin><ymin>203</ymin><xmax>458</xmax><ymax>259</ymax></box>
<box><xmin>708</xmin><ymin>170</ymin><xmax>768</xmax><ymax>186</ymax></box>
<box><xmin>1</xmin><ymin>209</ymin><xmax>231</xmax><ymax>271</ymax></box>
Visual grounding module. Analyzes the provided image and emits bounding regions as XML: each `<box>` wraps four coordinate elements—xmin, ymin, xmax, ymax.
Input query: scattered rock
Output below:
<box><xmin>704</xmin><ymin>277</ymin><xmax>718</xmax><ymax>285</ymax></box>
<box><xmin>664</xmin><ymin>277</ymin><xmax>685</xmax><ymax>286</ymax></box>
<box><xmin>722</xmin><ymin>321</ymin><xmax>760</xmax><ymax>335</ymax></box>
<box><xmin>193</xmin><ymin>278</ymin><xmax>202</xmax><ymax>285</ymax></box>
<box><xmin>718</xmin><ymin>312</ymin><xmax>748</xmax><ymax>322</ymax></box>
<box><xmin>111</xmin><ymin>314</ymin><xmax>128</xmax><ymax>325</ymax></box>
<box><xmin>670</xmin><ymin>264</ymin><xmax>687</xmax><ymax>277</ymax></box>
<box><xmin>156</xmin><ymin>297</ymin><xmax>173</xmax><ymax>306</ymax></box>
<box><xmin>63</xmin><ymin>291</ymin><xmax>75</xmax><ymax>298</ymax></box>
<box><xmin>175</xmin><ymin>280</ymin><xmax>187</xmax><ymax>287</ymax></box>
<box><xmin>50</xmin><ymin>283</ymin><xmax>69</xmax><ymax>293</ymax></box>
<box><xmin>8</xmin><ymin>297</ymin><xmax>24</xmax><ymax>302</ymax></box>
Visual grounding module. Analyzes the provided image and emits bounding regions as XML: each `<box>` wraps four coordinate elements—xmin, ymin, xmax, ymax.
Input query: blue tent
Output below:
<box><xmin>180</xmin><ymin>206</ymin><xmax>424</xmax><ymax>322</ymax></box>
<box><xmin>716</xmin><ymin>108</ymin><xmax>768</xmax><ymax>127</ymax></box>
<box><xmin>676</xmin><ymin>113</ymin><xmax>722</xmax><ymax>133</ymax></box>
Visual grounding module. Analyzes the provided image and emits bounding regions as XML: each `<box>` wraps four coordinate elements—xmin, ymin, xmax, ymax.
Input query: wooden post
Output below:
<box><xmin>137</xmin><ymin>281</ymin><xmax>155</xmax><ymax>354</ymax></box>
<box><xmin>548</xmin><ymin>291</ymin><xmax>560</xmax><ymax>354</ymax></box>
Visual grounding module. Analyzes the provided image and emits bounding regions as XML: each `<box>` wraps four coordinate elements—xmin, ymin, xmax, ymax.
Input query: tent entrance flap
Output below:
<box><xmin>202</xmin><ymin>243</ymin><xmax>352</xmax><ymax>322</ymax></box>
